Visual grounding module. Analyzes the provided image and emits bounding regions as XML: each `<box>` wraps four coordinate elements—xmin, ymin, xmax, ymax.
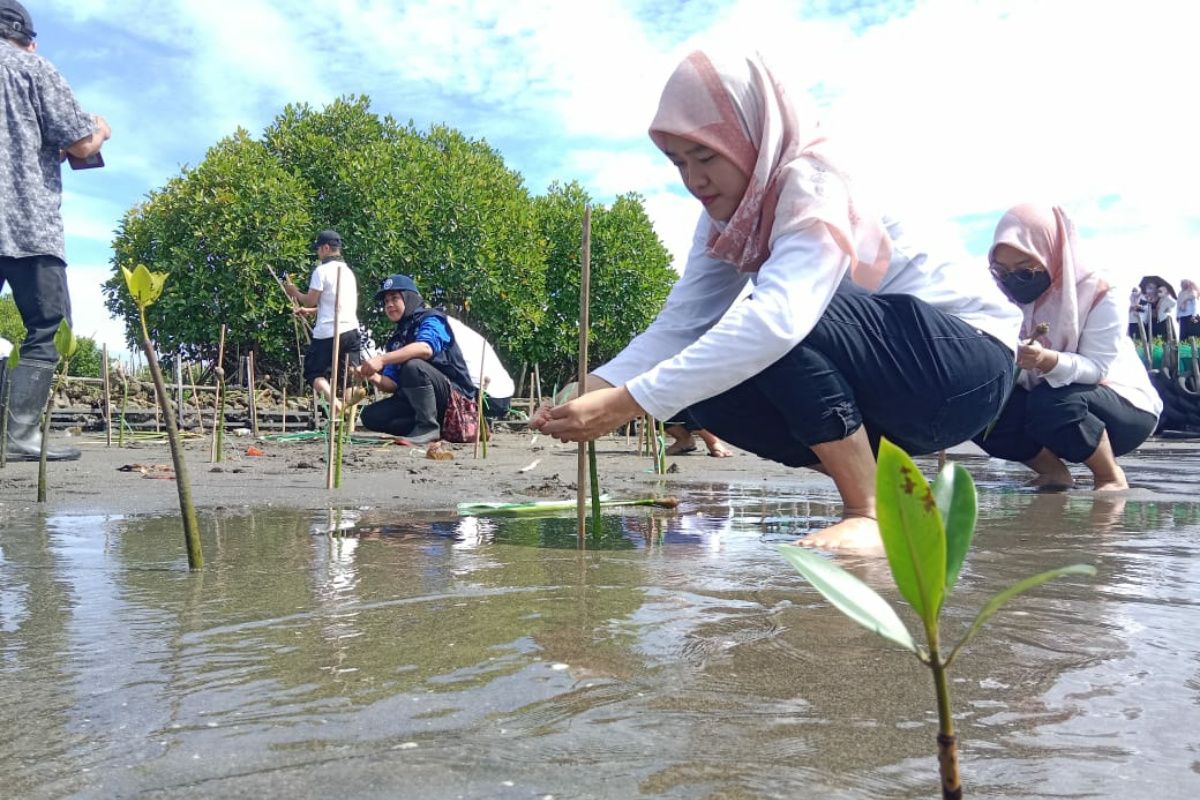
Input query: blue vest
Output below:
<box><xmin>388</xmin><ymin>307</ymin><xmax>475</xmax><ymax>395</ymax></box>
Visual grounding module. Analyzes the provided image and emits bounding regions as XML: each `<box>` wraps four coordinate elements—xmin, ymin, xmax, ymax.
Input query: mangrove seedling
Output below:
<box><xmin>122</xmin><ymin>263</ymin><xmax>204</xmax><ymax>570</ymax></box>
<box><xmin>778</xmin><ymin>439</ymin><xmax>1094</xmax><ymax>799</ymax></box>
<box><xmin>37</xmin><ymin>320</ymin><xmax>78</xmax><ymax>502</ymax></box>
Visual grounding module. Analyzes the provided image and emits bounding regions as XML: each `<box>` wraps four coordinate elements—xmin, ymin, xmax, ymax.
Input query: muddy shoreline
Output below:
<box><xmin>0</xmin><ymin>429</ymin><xmax>831</xmax><ymax>517</ymax></box>
<box><xmin>3</xmin><ymin>429</ymin><xmax>1193</xmax><ymax>519</ymax></box>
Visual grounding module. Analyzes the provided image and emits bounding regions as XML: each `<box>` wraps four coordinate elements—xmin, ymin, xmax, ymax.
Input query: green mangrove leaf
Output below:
<box><xmin>121</xmin><ymin>263</ymin><xmax>167</xmax><ymax>308</ymax></box>
<box><xmin>777</xmin><ymin>544</ymin><xmax>917</xmax><ymax>654</ymax></box>
<box><xmin>6</xmin><ymin>347</ymin><xmax>19</xmax><ymax>369</ymax></box>
<box><xmin>875</xmin><ymin>439</ymin><xmax>946</xmax><ymax>626</ymax></box>
<box><xmin>944</xmin><ymin>564</ymin><xmax>1097</xmax><ymax>669</ymax></box>
<box><xmin>53</xmin><ymin>320</ymin><xmax>77</xmax><ymax>360</ymax></box>
<box><xmin>932</xmin><ymin>462</ymin><xmax>977</xmax><ymax>595</ymax></box>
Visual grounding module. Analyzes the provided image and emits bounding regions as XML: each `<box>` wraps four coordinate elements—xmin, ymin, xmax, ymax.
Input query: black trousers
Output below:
<box><xmin>974</xmin><ymin>382</ymin><xmax>1157</xmax><ymax>464</ymax></box>
<box><xmin>360</xmin><ymin>359</ymin><xmax>452</xmax><ymax>436</ymax></box>
<box><xmin>690</xmin><ymin>294</ymin><xmax>1016</xmax><ymax>467</ymax></box>
<box><xmin>0</xmin><ymin>255</ymin><xmax>71</xmax><ymax>363</ymax></box>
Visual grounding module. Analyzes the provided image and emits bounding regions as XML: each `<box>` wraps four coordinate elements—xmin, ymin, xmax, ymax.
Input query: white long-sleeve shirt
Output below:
<box><xmin>1032</xmin><ymin>290</ymin><xmax>1162</xmax><ymax>417</ymax></box>
<box><xmin>594</xmin><ymin>212</ymin><xmax>1023</xmax><ymax>420</ymax></box>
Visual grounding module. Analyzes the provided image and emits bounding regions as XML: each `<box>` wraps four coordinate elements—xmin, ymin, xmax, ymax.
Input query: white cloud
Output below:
<box><xmin>24</xmin><ymin>0</ymin><xmax>1200</xmax><ymax>355</ymax></box>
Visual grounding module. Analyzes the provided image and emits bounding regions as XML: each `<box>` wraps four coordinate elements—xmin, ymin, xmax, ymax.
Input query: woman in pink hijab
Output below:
<box><xmin>533</xmin><ymin>50</ymin><xmax>1022</xmax><ymax>552</ymax></box>
<box><xmin>975</xmin><ymin>204</ymin><xmax>1160</xmax><ymax>490</ymax></box>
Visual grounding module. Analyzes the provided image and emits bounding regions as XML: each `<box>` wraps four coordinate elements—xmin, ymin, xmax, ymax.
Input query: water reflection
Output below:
<box><xmin>0</xmin><ymin>482</ymin><xmax>1198</xmax><ymax>798</ymax></box>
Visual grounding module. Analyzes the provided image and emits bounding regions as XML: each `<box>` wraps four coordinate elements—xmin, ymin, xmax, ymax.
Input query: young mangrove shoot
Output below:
<box><xmin>777</xmin><ymin>439</ymin><xmax>1094</xmax><ymax>799</ymax></box>
<box><xmin>37</xmin><ymin>320</ymin><xmax>78</xmax><ymax>502</ymax></box>
<box><xmin>122</xmin><ymin>263</ymin><xmax>204</xmax><ymax>570</ymax></box>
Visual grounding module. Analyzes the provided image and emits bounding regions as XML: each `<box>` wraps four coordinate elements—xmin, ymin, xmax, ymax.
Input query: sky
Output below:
<box><xmin>7</xmin><ymin>0</ymin><xmax>1200</xmax><ymax>357</ymax></box>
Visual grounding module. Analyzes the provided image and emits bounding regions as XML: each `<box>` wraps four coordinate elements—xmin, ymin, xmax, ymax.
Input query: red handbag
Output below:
<box><xmin>441</xmin><ymin>389</ymin><xmax>479</xmax><ymax>443</ymax></box>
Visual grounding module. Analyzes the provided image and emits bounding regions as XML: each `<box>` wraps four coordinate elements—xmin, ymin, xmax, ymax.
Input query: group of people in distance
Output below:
<box><xmin>1129</xmin><ymin>277</ymin><xmax>1199</xmax><ymax>341</ymax></box>
<box><xmin>532</xmin><ymin>49</ymin><xmax>1161</xmax><ymax>553</ymax></box>
<box><xmin>284</xmin><ymin>232</ymin><xmax>513</xmax><ymax>446</ymax></box>
<box><xmin>2</xmin><ymin>6</ymin><xmax>1162</xmax><ymax>560</ymax></box>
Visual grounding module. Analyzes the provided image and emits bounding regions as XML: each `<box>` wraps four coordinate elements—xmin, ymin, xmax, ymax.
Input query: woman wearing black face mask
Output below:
<box><xmin>973</xmin><ymin>204</ymin><xmax>1161</xmax><ymax>490</ymax></box>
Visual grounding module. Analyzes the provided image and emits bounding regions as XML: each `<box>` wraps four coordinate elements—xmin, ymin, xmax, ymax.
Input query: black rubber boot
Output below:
<box><xmin>5</xmin><ymin>359</ymin><xmax>81</xmax><ymax>462</ymax></box>
<box><xmin>402</xmin><ymin>383</ymin><xmax>442</xmax><ymax>444</ymax></box>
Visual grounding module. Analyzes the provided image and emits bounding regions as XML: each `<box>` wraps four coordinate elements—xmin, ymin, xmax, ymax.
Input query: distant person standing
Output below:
<box><xmin>284</xmin><ymin>229</ymin><xmax>361</xmax><ymax>413</ymax></box>
<box><xmin>446</xmin><ymin>317</ymin><xmax>514</xmax><ymax>419</ymax></box>
<box><xmin>1</xmin><ymin>1</ymin><xmax>110</xmax><ymax>461</ymax></box>
<box><xmin>1179</xmin><ymin>279</ymin><xmax>1199</xmax><ymax>339</ymax></box>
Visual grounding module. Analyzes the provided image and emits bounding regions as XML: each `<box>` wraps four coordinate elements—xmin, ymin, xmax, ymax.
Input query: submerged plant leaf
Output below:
<box><xmin>777</xmin><ymin>544</ymin><xmax>917</xmax><ymax>654</ymax></box>
<box><xmin>875</xmin><ymin>439</ymin><xmax>946</xmax><ymax>626</ymax></box>
<box><xmin>121</xmin><ymin>263</ymin><xmax>167</xmax><ymax>308</ymax></box>
<box><xmin>932</xmin><ymin>462</ymin><xmax>976</xmax><ymax>595</ymax></box>
<box><xmin>53</xmin><ymin>320</ymin><xmax>77</xmax><ymax>360</ymax></box>
<box><xmin>944</xmin><ymin>564</ymin><xmax>1097</xmax><ymax>668</ymax></box>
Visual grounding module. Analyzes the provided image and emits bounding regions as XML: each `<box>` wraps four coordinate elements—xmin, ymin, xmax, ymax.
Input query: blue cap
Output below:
<box><xmin>375</xmin><ymin>274</ymin><xmax>419</xmax><ymax>303</ymax></box>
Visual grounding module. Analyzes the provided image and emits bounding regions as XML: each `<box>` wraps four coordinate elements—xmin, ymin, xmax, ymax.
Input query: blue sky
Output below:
<box><xmin>9</xmin><ymin>0</ymin><xmax>1199</xmax><ymax>356</ymax></box>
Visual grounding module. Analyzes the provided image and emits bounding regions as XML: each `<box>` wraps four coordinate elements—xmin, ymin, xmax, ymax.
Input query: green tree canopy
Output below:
<box><xmin>105</xmin><ymin>96</ymin><xmax>675</xmax><ymax>391</ymax></box>
<box><xmin>532</xmin><ymin>182</ymin><xmax>676</xmax><ymax>386</ymax></box>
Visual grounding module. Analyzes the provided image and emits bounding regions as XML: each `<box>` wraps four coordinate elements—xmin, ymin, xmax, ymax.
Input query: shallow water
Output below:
<box><xmin>2</xmin><ymin>457</ymin><xmax>1200</xmax><ymax>798</ymax></box>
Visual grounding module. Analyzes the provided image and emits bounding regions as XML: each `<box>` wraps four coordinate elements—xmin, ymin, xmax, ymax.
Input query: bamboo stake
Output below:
<box><xmin>118</xmin><ymin>377</ymin><xmax>128</xmax><ymax>447</ymax></box>
<box><xmin>474</xmin><ymin>338</ymin><xmax>487</xmax><ymax>459</ymax></box>
<box><xmin>210</xmin><ymin>324</ymin><xmax>226</xmax><ymax>463</ymax></box>
<box><xmin>281</xmin><ymin>386</ymin><xmax>288</xmax><ymax>434</ymax></box>
<box><xmin>325</xmin><ymin>264</ymin><xmax>344</xmax><ymax>491</ymax></box>
<box><xmin>648</xmin><ymin>415</ymin><xmax>662</xmax><ymax>473</ymax></box>
<box><xmin>102</xmin><ymin>344</ymin><xmax>112</xmax><ymax>447</ymax></box>
<box><xmin>188</xmin><ymin>363</ymin><xmax>206</xmax><ymax>436</ymax></box>
<box><xmin>174</xmin><ymin>356</ymin><xmax>184</xmax><ymax>429</ymax></box>
<box><xmin>576</xmin><ymin>206</ymin><xmax>601</xmax><ymax>540</ymax></box>
<box><xmin>247</xmin><ymin>351</ymin><xmax>259</xmax><ymax>438</ymax></box>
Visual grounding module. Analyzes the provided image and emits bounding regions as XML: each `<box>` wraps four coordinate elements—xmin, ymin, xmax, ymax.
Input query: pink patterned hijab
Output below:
<box><xmin>990</xmin><ymin>204</ymin><xmax>1109</xmax><ymax>359</ymax></box>
<box><xmin>649</xmin><ymin>50</ymin><xmax>892</xmax><ymax>290</ymax></box>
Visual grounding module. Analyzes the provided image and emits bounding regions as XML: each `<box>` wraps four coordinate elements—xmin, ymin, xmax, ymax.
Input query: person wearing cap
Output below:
<box><xmin>1</xmin><ymin>1</ymin><xmax>111</xmax><ymax>462</ymax></box>
<box><xmin>357</xmin><ymin>274</ymin><xmax>475</xmax><ymax>443</ymax></box>
<box><xmin>284</xmin><ymin>230</ymin><xmax>361</xmax><ymax>414</ymax></box>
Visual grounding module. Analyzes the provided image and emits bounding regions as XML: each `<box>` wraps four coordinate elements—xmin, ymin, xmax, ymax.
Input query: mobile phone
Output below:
<box><xmin>67</xmin><ymin>152</ymin><xmax>105</xmax><ymax>170</ymax></box>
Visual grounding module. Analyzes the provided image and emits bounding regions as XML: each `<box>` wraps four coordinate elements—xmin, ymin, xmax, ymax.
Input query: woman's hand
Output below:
<box><xmin>358</xmin><ymin>356</ymin><xmax>386</xmax><ymax>378</ymax></box>
<box><xmin>1017</xmin><ymin>341</ymin><xmax>1059</xmax><ymax>372</ymax></box>
<box><xmin>532</xmin><ymin>386</ymin><xmax>644</xmax><ymax>442</ymax></box>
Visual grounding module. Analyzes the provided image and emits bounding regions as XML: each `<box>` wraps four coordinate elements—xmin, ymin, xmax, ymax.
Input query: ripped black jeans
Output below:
<box><xmin>690</xmin><ymin>293</ymin><xmax>1016</xmax><ymax>468</ymax></box>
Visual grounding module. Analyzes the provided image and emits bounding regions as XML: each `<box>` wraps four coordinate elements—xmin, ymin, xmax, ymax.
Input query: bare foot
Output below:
<box><xmin>665</xmin><ymin>438</ymin><xmax>697</xmax><ymax>456</ymax></box>
<box><xmin>1024</xmin><ymin>449</ymin><xmax>1074</xmax><ymax>491</ymax></box>
<box><xmin>1026</xmin><ymin>472</ymin><xmax>1074</xmax><ymax>491</ymax></box>
<box><xmin>796</xmin><ymin>515</ymin><xmax>885</xmax><ymax>555</ymax></box>
<box><xmin>1092</xmin><ymin>464</ymin><xmax>1128</xmax><ymax>491</ymax></box>
<box><xmin>706</xmin><ymin>444</ymin><xmax>732</xmax><ymax>458</ymax></box>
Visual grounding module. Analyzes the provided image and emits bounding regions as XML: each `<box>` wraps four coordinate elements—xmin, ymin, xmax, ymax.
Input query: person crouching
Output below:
<box><xmin>357</xmin><ymin>274</ymin><xmax>475</xmax><ymax>444</ymax></box>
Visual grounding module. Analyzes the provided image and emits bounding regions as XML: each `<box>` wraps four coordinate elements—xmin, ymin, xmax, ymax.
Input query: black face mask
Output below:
<box><xmin>999</xmin><ymin>269</ymin><xmax>1052</xmax><ymax>304</ymax></box>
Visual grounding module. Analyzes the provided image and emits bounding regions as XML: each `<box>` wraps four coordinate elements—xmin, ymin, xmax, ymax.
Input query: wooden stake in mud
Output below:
<box><xmin>247</xmin><ymin>350</ymin><xmax>259</xmax><ymax>438</ymax></box>
<box><xmin>174</xmin><ymin>355</ymin><xmax>184</xmax><ymax>429</ymax></box>
<box><xmin>210</xmin><ymin>324</ymin><xmax>227</xmax><ymax>463</ymax></box>
<box><xmin>325</xmin><ymin>264</ymin><xmax>344</xmax><ymax>491</ymax></box>
<box><xmin>281</xmin><ymin>386</ymin><xmax>288</xmax><ymax>434</ymax></box>
<box><xmin>576</xmin><ymin>206</ymin><xmax>601</xmax><ymax>540</ymax></box>
<box><xmin>474</xmin><ymin>339</ymin><xmax>487</xmax><ymax>459</ymax></box>
<box><xmin>189</xmin><ymin>363</ymin><xmax>206</xmax><ymax>436</ymax></box>
<box><xmin>102</xmin><ymin>343</ymin><xmax>112</xmax><ymax>447</ymax></box>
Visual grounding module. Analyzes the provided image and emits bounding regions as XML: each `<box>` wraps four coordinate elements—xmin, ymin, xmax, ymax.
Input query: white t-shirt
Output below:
<box><xmin>448</xmin><ymin>317</ymin><xmax>515</xmax><ymax>399</ymax></box>
<box><xmin>308</xmin><ymin>259</ymin><xmax>359</xmax><ymax>339</ymax></box>
<box><xmin>594</xmin><ymin>212</ymin><xmax>1023</xmax><ymax>420</ymax></box>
